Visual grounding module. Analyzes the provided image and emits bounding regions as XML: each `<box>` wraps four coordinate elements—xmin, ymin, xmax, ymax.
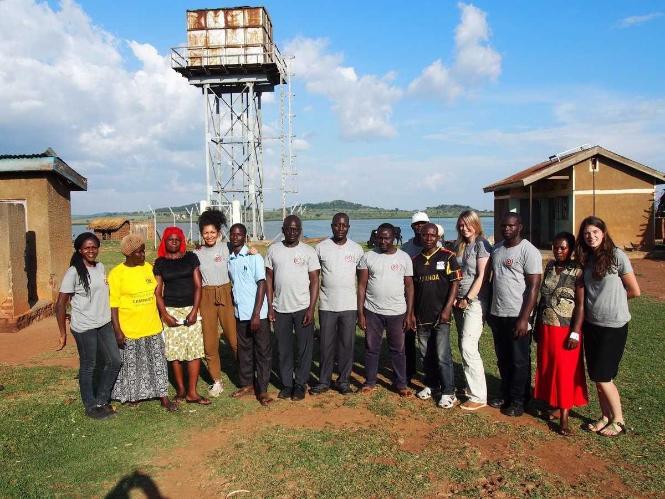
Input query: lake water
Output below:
<box><xmin>73</xmin><ymin>217</ymin><xmax>494</xmax><ymax>244</ymax></box>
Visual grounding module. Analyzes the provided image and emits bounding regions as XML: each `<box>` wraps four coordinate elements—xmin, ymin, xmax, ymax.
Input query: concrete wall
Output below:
<box><xmin>0</xmin><ymin>203</ymin><xmax>29</xmax><ymax>325</ymax></box>
<box><xmin>0</xmin><ymin>173</ymin><xmax>72</xmax><ymax>304</ymax></box>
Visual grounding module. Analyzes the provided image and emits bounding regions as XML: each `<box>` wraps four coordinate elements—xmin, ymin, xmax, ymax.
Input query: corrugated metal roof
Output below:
<box><xmin>0</xmin><ymin>148</ymin><xmax>87</xmax><ymax>191</ymax></box>
<box><xmin>484</xmin><ymin>145</ymin><xmax>665</xmax><ymax>192</ymax></box>
<box><xmin>87</xmin><ymin>217</ymin><xmax>129</xmax><ymax>231</ymax></box>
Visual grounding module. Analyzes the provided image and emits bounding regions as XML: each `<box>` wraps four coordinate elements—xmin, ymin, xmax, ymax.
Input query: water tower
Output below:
<box><xmin>171</xmin><ymin>6</ymin><xmax>294</xmax><ymax>239</ymax></box>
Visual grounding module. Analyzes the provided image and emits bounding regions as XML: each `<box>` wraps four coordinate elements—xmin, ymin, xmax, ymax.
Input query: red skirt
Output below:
<box><xmin>534</xmin><ymin>324</ymin><xmax>588</xmax><ymax>409</ymax></box>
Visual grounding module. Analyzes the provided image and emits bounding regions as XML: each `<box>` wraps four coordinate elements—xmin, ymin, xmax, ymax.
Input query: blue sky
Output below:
<box><xmin>2</xmin><ymin>0</ymin><xmax>664</xmax><ymax>214</ymax></box>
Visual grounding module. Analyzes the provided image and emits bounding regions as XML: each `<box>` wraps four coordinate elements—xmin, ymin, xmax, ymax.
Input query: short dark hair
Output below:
<box><xmin>229</xmin><ymin>223</ymin><xmax>247</xmax><ymax>235</ymax></box>
<box><xmin>332</xmin><ymin>212</ymin><xmax>349</xmax><ymax>223</ymax></box>
<box><xmin>502</xmin><ymin>212</ymin><xmax>522</xmax><ymax>224</ymax></box>
<box><xmin>198</xmin><ymin>209</ymin><xmax>226</xmax><ymax>233</ymax></box>
<box><xmin>553</xmin><ymin>231</ymin><xmax>575</xmax><ymax>251</ymax></box>
<box><xmin>377</xmin><ymin>223</ymin><xmax>395</xmax><ymax>237</ymax></box>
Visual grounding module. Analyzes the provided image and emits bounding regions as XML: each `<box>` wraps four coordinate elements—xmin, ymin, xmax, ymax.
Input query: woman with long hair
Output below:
<box><xmin>55</xmin><ymin>232</ymin><xmax>121</xmax><ymax>419</ymax></box>
<box><xmin>194</xmin><ymin>210</ymin><xmax>238</xmax><ymax>397</ymax></box>
<box><xmin>534</xmin><ymin>232</ymin><xmax>588</xmax><ymax>435</ymax></box>
<box><xmin>575</xmin><ymin>216</ymin><xmax>640</xmax><ymax>437</ymax></box>
<box><xmin>452</xmin><ymin>210</ymin><xmax>491</xmax><ymax>410</ymax></box>
<box><xmin>154</xmin><ymin>226</ymin><xmax>209</xmax><ymax>405</ymax></box>
<box><xmin>109</xmin><ymin>234</ymin><xmax>177</xmax><ymax>411</ymax></box>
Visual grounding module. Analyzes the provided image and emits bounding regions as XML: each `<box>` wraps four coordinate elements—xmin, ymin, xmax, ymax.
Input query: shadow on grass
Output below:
<box><xmin>105</xmin><ymin>470</ymin><xmax>165</xmax><ymax>499</ymax></box>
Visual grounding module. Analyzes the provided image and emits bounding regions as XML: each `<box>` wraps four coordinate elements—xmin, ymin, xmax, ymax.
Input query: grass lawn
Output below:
<box><xmin>2</xmin><ymin>240</ymin><xmax>662</xmax><ymax>496</ymax></box>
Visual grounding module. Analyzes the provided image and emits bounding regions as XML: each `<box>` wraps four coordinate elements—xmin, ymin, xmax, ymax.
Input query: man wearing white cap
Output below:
<box><xmin>401</xmin><ymin>211</ymin><xmax>431</xmax><ymax>382</ymax></box>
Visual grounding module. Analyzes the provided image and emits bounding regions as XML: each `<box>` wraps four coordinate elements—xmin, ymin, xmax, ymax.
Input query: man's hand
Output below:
<box><xmin>250</xmin><ymin>313</ymin><xmax>261</xmax><ymax>333</ymax></box>
<box><xmin>302</xmin><ymin>308</ymin><xmax>314</xmax><ymax>327</ymax></box>
<box><xmin>357</xmin><ymin>312</ymin><xmax>367</xmax><ymax>332</ymax></box>
<box><xmin>438</xmin><ymin>310</ymin><xmax>452</xmax><ymax>325</ymax></box>
<box><xmin>56</xmin><ymin>330</ymin><xmax>67</xmax><ymax>351</ymax></box>
<box><xmin>513</xmin><ymin>317</ymin><xmax>531</xmax><ymax>338</ymax></box>
<box><xmin>268</xmin><ymin>309</ymin><xmax>276</xmax><ymax>322</ymax></box>
<box><xmin>403</xmin><ymin>313</ymin><xmax>416</xmax><ymax>332</ymax></box>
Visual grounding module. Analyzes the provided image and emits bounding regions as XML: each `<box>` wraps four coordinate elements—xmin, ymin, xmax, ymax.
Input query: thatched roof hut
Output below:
<box><xmin>88</xmin><ymin>217</ymin><xmax>130</xmax><ymax>240</ymax></box>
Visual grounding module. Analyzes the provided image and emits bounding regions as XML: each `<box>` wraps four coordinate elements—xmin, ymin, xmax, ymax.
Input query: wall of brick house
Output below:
<box><xmin>574</xmin><ymin>157</ymin><xmax>654</xmax><ymax>191</ymax></box>
<box><xmin>46</xmin><ymin>175</ymin><xmax>73</xmax><ymax>301</ymax></box>
<box><xmin>0</xmin><ymin>203</ymin><xmax>29</xmax><ymax>326</ymax></box>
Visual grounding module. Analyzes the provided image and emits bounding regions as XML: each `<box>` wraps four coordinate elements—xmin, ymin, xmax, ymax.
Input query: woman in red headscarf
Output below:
<box><xmin>154</xmin><ymin>227</ymin><xmax>210</xmax><ymax>405</ymax></box>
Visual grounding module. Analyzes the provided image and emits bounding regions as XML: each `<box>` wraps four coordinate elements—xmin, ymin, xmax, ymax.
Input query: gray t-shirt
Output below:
<box><xmin>60</xmin><ymin>263</ymin><xmax>111</xmax><ymax>332</ymax></box>
<box><xmin>456</xmin><ymin>237</ymin><xmax>493</xmax><ymax>299</ymax></box>
<box><xmin>584</xmin><ymin>248</ymin><xmax>633</xmax><ymax>327</ymax></box>
<box><xmin>316</xmin><ymin>238</ymin><xmax>364</xmax><ymax>312</ymax></box>
<box><xmin>401</xmin><ymin>238</ymin><xmax>423</xmax><ymax>258</ymax></box>
<box><xmin>359</xmin><ymin>249</ymin><xmax>413</xmax><ymax>316</ymax></box>
<box><xmin>491</xmin><ymin>239</ymin><xmax>543</xmax><ymax>317</ymax></box>
<box><xmin>194</xmin><ymin>240</ymin><xmax>230</xmax><ymax>286</ymax></box>
<box><xmin>265</xmin><ymin>241</ymin><xmax>320</xmax><ymax>313</ymax></box>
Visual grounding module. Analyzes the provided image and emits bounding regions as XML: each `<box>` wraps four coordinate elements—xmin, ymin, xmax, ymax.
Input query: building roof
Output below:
<box><xmin>87</xmin><ymin>217</ymin><xmax>129</xmax><ymax>231</ymax></box>
<box><xmin>0</xmin><ymin>148</ymin><xmax>87</xmax><ymax>191</ymax></box>
<box><xmin>483</xmin><ymin>145</ymin><xmax>665</xmax><ymax>193</ymax></box>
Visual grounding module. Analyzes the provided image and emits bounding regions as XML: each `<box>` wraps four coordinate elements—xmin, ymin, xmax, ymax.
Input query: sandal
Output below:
<box><xmin>599</xmin><ymin>421</ymin><xmax>627</xmax><ymax>437</ymax></box>
<box><xmin>360</xmin><ymin>385</ymin><xmax>376</xmax><ymax>395</ymax></box>
<box><xmin>161</xmin><ymin>400</ymin><xmax>178</xmax><ymax>412</ymax></box>
<box><xmin>186</xmin><ymin>397</ymin><xmax>211</xmax><ymax>405</ymax></box>
<box><xmin>586</xmin><ymin>416</ymin><xmax>609</xmax><ymax>433</ymax></box>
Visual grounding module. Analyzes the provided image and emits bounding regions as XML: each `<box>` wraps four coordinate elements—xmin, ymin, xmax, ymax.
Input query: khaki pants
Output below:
<box><xmin>200</xmin><ymin>284</ymin><xmax>238</xmax><ymax>381</ymax></box>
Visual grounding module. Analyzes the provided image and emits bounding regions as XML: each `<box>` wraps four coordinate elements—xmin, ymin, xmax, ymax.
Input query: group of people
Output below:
<box><xmin>56</xmin><ymin>208</ymin><xmax>639</xmax><ymax>438</ymax></box>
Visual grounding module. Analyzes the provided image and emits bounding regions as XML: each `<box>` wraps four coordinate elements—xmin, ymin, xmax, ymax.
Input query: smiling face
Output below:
<box><xmin>78</xmin><ymin>238</ymin><xmax>100</xmax><ymax>265</ymax></box>
<box><xmin>583</xmin><ymin>224</ymin><xmax>604</xmax><ymax>250</ymax></box>
<box><xmin>201</xmin><ymin>224</ymin><xmax>219</xmax><ymax>247</ymax></box>
<box><xmin>457</xmin><ymin>219</ymin><xmax>476</xmax><ymax>241</ymax></box>
<box><xmin>126</xmin><ymin>244</ymin><xmax>146</xmax><ymax>266</ymax></box>
<box><xmin>420</xmin><ymin>224</ymin><xmax>439</xmax><ymax>252</ymax></box>
<box><xmin>552</xmin><ymin>238</ymin><xmax>572</xmax><ymax>263</ymax></box>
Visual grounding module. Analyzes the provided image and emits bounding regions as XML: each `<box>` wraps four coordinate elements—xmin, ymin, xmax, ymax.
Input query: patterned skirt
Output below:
<box><xmin>111</xmin><ymin>333</ymin><xmax>169</xmax><ymax>403</ymax></box>
<box><xmin>163</xmin><ymin>306</ymin><xmax>205</xmax><ymax>361</ymax></box>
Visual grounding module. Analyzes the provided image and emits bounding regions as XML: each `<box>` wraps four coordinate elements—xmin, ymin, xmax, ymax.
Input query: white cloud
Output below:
<box><xmin>284</xmin><ymin>37</ymin><xmax>402</xmax><ymax>141</ymax></box>
<box><xmin>617</xmin><ymin>12</ymin><xmax>663</xmax><ymax>28</ymax></box>
<box><xmin>409</xmin><ymin>3</ymin><xmax>501</xmax><ymax>101</ymax></box>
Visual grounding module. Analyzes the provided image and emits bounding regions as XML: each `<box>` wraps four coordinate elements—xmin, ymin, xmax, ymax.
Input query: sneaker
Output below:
<box><xmin>278</xmin><ymin>387</ymin><xmax>293</xmax><ymax>400</ymax></box>
<box><xmin>488</xmin><ymin>397</ymin><xmax>505</xmax><ymax>409</ymax></box>
<box><xmin>438</xmin><ymin>394</ymin><xmax>457</xmax><ymax>409</ymax></box>
<box><xmin>309</xmin><ymin>384</ymin><xmax>330</xmax><ymax>395</ymax></box>
<box><xmin>460</xmin><ymin>400</ymin><xmax>487</xmax><ymax>411</ymax></box>
<box><xmin>209</xmin><ymin>381</ymin><xmax>224</xmax><ymax>398</ymax></box>
<box><xmin>416</xmin><ymin>387</ymin><xmax>432</xmax><ymax>400</ymax></box>
<box><xmin>335</xmin><ymin>383</ymin><xmax>354</xmax><ymax>395</ymax></box>
<box><xmin>501</xmin><ymin>403</ymin><xmax>524</xmax><ymax>417</ymax></box>
<box><xmin>292</xmin><ymin>385</ymin><xmax>306</xmax><ymax>401</ymax></box>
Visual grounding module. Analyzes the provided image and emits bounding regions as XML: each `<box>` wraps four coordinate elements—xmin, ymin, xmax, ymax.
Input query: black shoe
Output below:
<box><xmin>488</xmin><ymin>397</ymin><xmax>505</xmax><ymax>409</ymax></box>
<box><xmin>501</xmin><ymin>403</ymin><xmax>524</xmax><ymax>417</ymax></box>
<box><xmin>309</xmin><ymin>384</ymin><xmax>330</xmax><ymax>395</ymax></box>
<box><xmin>292</xmin><ymin>385</ymin><xmax>306</xmax><ymax>401</ymax></box>
<box><xmin>85</xmin><ymin>406</ymin><xmax>111</xmax><ymax>420</ymax></box>
<box><xmin>278</xmin><ymin>387</ymin><xmax>293</xmax><ymax>400</ymax></box>
<box><xmin>100</xmin><ymin>404</ymin><xmax>117</xmax><ymax>417</ymax></box>
<box><xmin>335</xmin><ymin>383</ymin><xmax>353</xmax><ymax>395</ymax></box>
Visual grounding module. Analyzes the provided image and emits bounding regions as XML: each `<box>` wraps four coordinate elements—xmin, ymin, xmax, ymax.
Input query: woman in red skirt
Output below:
<box><xmin>534</xmin><ymin>232</ymin><xmax>588</xmax><ymax>435</ymax></box>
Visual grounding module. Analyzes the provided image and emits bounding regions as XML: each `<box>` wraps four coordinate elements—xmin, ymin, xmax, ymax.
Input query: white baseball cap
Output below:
<box><xmin>435</xmin><ymin>224</ymin><xmax>444</xmax><ymax>238</ymax></box>
<box><xmin>411</xmin><ymin>211</ymin><xmax>429</xmax><ymax>224</ymax></box>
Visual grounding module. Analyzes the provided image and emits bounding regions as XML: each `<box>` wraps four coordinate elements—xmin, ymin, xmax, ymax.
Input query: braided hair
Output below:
<box><xmin>70</xmin><ymin>232</ymin><xmax>100</xmax><ymax>295</ymax></box>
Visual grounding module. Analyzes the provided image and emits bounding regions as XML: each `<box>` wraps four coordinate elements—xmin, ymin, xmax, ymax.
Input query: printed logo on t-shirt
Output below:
<box><xmin>390</xmin><ymin>263</ymin><xmax>403</xmax><ymax>272</ymax></box>
<box><xmin>436</xmin><ymin>261</ymin><xmax>446</xmax><ymax>270</ymax></box>
<box><xmin>344</xmin><ymin>254</ymin><xmax>356</xmax><ymax>264</ymax></box>
<box><xmin>504</xmin><ymin>258</ymin><xmax>513</xmax><ymax>268</ymax></box>
<box><xmin>214</xmin><ymin>254</ymin><xmax>224</xmax><ymax>263</ymax></box>
<box><xmin>145</xmin><ymin>277</ymin><xmax>153</xmax><ymax>284</ymax></box>
<box><xmin>293</xmin><ymin>254</ymin><xmax>306</xmax><ymax>265</ymax></box>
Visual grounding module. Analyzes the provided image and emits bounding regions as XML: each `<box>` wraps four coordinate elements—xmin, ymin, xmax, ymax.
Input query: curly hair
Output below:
<box><xmin>575</xmin><ymin>216</ymin><xmax>617</xmax><ymax>279</ymax></box>
<box><xmin>198</xmin><ymin>209</ymin><xmax>227</xmax><ymax>233</ymax></box>
<box><xmin>70</xmin><ymin>232</ymin><xmax>100</xmax><ymax>295</ymax></box>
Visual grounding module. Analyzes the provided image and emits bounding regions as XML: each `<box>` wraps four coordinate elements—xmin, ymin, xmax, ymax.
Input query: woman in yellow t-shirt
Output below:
<box><xmin>109</xmin><ymin>234</ymin><xmax>177</xmax><ymax>411</ymax></box>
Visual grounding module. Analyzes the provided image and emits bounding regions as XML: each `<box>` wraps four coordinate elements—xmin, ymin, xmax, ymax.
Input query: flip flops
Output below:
<box><xmin>599</xmin><ymin>421</ymin><xmax>627</xmax><ymax>437</ymax></box>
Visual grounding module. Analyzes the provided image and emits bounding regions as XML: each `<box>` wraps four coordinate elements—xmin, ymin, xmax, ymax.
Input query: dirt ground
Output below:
<box><xmin>1</xmin><ymin>258</ymin><xmax>662</xmax><ymax>497</ymax></box>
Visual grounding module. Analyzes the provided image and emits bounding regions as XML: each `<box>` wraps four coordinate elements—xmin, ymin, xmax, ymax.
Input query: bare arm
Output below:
<box><xmin>54</xmin><ymin>292</ymin><xmax>72</xmax><ymax>351</ymax></box>
<box><xmin>265</xmin><ymin>267</ymin><xmax>275</xmax><ymax>322</ymax></box>
<box><xmin>303</xmin><ymin>270</ymin><xmax>320</xmax><ymax>326</ymax></box>
<box><xmin>440</xmin><ymin>280</ymin><xmax>460</xmax><ymax>324</ymax></box>
<box><xmin>466</xmin><ymin>256</ymin><xmax>489</xmax><ymax>300</ymax></box>
<box><xmin>514</xmin><ymin>273</ymin><xmax>542</xmax><ymax>337</ymax></box>
<box><xmin>250</xmin><ymin>279</ymin><xmax>266</xmax><ymax>332</ymax></box>
<box><xmin>155</xmin><ymin>275</ymin><xmax>177</xmax><ymax>327</ymax></box>
<box><xmin>111</xmin><ymin>308</ymin><xmax>126</xmax><ymax>348</ymax></box>
<box><xmin>567</xmin><ymin>273</ymin><xmax>585</xmax><ymax>349</ymax></box>
<box><xmin>186</xmin><ymin>267</ymin><xmax>203</xmax><ymax>325</ymax></box>
<box><xmin>621</xmin><ymin>272</ymin><xmax>641</xmax><ymax>299</ymax></box>
<box><xmin>357</xmin><ymin>269</ymin><xmax>369</xmax><ymax>331</ymax></box>
<box><xmin>403</xmin><ymin>276</ymin><xmax>415</xmax><ymax>331</ymax></box>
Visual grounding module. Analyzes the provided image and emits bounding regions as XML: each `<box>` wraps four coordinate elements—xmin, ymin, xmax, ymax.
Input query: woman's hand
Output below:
<box><xmin>454</xmin><ymin>298</ymin><xmax>468</xmax><ymax>310</ymax></box>
<box><xmin>565</xmin><ymin>331</ymin><xmax>580</xmax><ymax>350</ymax></box>
<box><xmin>164</xmin><ymin>314</ymin><xmax>179</xmax><ymax>328</ymax></box>
<box><xmin>115</xmin><ymin>330</ymin><xmax>126</xmax><ymax>349</ymax></box>
<box><xmin>185</xmin><ymin>311</ymin><xmax>198</xmax><ymax>326</ymax></box>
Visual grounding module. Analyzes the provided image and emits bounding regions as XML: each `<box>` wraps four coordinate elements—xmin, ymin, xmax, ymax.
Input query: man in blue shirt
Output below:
<box><xmin>227</xmin><ymin>223</ymin><xmax>273</xmax><ymax>406</ymax></box>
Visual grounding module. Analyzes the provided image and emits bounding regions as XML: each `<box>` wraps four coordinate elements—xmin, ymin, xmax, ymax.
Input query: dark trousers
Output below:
<box><xmin>237</xmin><ymin>318</ymin><xmax>272</xmax><ymax>394</ymax></box>
<box><xmin>416</xmin><ymin>323</ymin><xmax>455</xmax><ymax>395</ymax></box>
<box><xmin>318</xmin><ymin>310</ymin><xmax>357</xmax><ymax>387</ymax></box>
<box><xmin>274</xmin><ymin>309</ymin><xmax>314</xmax><ymax>388</ymax></box>
<box><xmin>405</xmin><ymin>329</ymin><xmax>417</xmax><ymax>381</ymax></box>
<box><xmin>71</xmin><ymin>322</ymin><xmax>122</xmax><ymax>410</ymax></box>
<box><xmin>488</xmin><ymin>315</ymin><xmax>532</xmax><ymax>406</ymax></box>
<box><xmin>364</xmin><ymin>309</ymin><xmax>407</xmax><ymax>390</ymax></box>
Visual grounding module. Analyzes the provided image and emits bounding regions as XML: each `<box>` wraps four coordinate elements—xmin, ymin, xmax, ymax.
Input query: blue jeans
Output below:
<box><xmin>416</xmin><ymin>323</ymin><xmax>455</xmax><ymax>395</ymax></box>
<box><xmin>364</xmin><ymin>309</ymin><xmax>407</xmax><ymax>390</ymax></box>
<box><xmin>488</xmin><ymin>315</ymin><xmax>532</xmax><ymax>406</ymax></box>
<box><xmin>72</xmin><ymin>322</ymin><xmax>122</xmax><ymax>410</ymax></box>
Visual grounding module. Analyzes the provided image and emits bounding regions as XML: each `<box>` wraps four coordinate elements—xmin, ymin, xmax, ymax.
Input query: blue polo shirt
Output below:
<box><xmin>227</xmin><ymin>246</ymin><xmax>269</xmax><ymax>320</ymax></box>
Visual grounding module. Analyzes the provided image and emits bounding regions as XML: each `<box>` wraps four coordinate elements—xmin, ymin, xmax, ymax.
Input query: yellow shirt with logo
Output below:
<box><xmin>108</xmin><ymin>262</ymin><xmax>163</xmax><ymax>339</ymax></box>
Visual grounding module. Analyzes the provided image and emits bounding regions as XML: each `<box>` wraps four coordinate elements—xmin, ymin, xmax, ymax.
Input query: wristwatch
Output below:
<box><xmin>465</xmin><ymin>295</ymin><xmax>475</xmax><ymax>304</ymax></box>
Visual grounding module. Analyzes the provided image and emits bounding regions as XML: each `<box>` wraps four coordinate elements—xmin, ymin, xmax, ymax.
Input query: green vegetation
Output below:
<box><xmin>1</xmin><ymin>290</ymin><xmax>662</xmax><ymax>496</ymax></box>
<box><xmin>72</xmin><ymin>199</ymin><xmax>493</xmax><ymax>224</ymax></box>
